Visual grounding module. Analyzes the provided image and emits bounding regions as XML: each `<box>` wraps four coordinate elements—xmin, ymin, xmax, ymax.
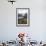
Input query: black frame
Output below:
<box><xmin>16</xmin><ymin>8</ymin><xmax>30</xmax><ymax>27</ymax></box>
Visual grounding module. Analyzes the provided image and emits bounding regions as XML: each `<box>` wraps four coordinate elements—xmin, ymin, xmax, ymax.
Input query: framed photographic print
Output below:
<box><xmin>16</xmin><ymin>8</ymin><xmax>30</xmax><ymax>27</ymax></box>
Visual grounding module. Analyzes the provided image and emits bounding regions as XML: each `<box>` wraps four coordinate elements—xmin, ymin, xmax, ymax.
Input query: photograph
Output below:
<box><xmin>16</xmin><ymin>8</ymin><xmax>30</xmax><ymax>26</ymax></box>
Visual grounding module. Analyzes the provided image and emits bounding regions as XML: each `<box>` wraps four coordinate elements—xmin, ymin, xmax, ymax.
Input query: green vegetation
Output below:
<box><xmin>18</xmin><ymin>18</ymin><xmax>27</xmax><ymax>24</ymax></box>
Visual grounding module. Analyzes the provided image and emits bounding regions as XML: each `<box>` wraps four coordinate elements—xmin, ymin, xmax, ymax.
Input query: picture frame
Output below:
<box><xmin>16</xmin><ymin>8</ymin><xmax>30</xmax><ymax>27</ymax></box>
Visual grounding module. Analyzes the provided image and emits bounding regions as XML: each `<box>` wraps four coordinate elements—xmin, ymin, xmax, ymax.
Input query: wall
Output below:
<box><xmin>0</xmin><ymin>0</ymin><xmax>46</xmax><ymax>41</ymax></box>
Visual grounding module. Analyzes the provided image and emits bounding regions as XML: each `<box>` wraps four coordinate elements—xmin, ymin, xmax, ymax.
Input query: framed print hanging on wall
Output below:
<box><xmin>16</xmin><ymin>8</ymin><xmax>30</xmax><ymax>27</ymax></box>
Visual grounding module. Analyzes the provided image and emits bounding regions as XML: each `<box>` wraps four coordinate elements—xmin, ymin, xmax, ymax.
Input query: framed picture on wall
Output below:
<box><xmin>16</xmin><ymin>8</ymin><xmax>30</xmax><ymax>27</ymax></box>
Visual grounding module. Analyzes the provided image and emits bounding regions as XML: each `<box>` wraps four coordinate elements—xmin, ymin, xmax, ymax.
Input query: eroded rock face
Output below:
<box><xmin>43</xmin><ymin>44</ymin><xmax>46</xmax><ymax>46</ymax></box>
